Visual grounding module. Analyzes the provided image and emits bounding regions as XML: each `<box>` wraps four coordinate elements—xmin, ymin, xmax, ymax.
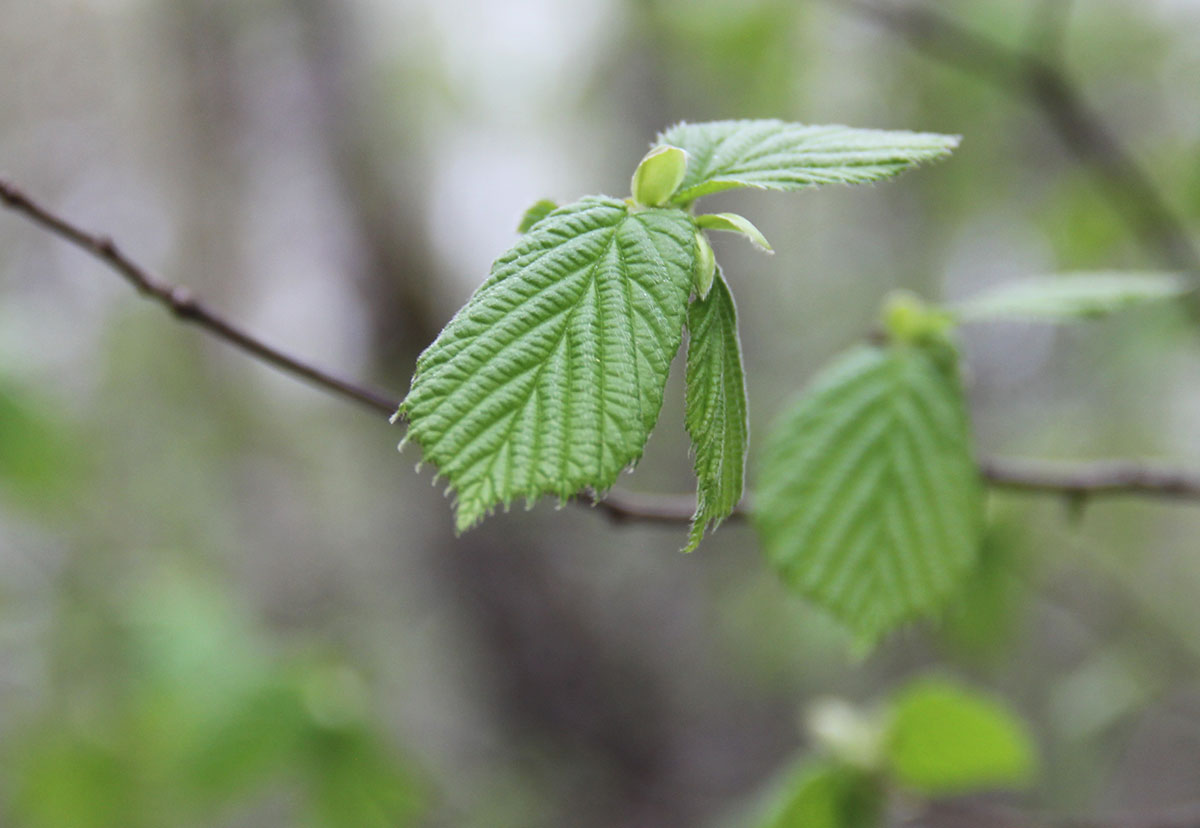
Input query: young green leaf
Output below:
<box><xmin>631</xmin><ymin>145</ymin><xmax>689</xmax><ymax>207</ymax></box>
<box><xmin>754</xmin><ymin>761</ymin><xmax>883</xmax><ymax>828</ymax></box>
<box><xmin>954</xmin><ymin>273</ymin><xmax>1191</xmax><ymax>322</ymax></box>
<box><xmin>517</xmin><ymin>199</ymin><xmax>558</xmax><ymax>233</ymax></box>
<box><xmin>884</xmin><ymin>677</ymin><xmax>1036</xmax><ymax>795</ymax></box>
<box><xmin>695</xmin><ymin>212</ymin><xmax>773</xmax><ymax>252</ymax></box>
<box><xmin>693</xmin><ymin>230</ymin><xmax>716</xmax><ymax>299</ymax></box>
<box><xmin>657</xmin><ymin>119</ymin><xmax>960</xmax><ymax>204</ymax></box>
<box><xmin>684</xmin><ymin>270</ymin><xmax>748</xmax><ymax>552</ymax></box>
<box><xmin>753</xmin><ymin>344</ymin><xmax>983</xmax><ymax>645</ymax></box>
<box><xmin>401</xmin><ymin>196</ymin><xmax>696</xmax><ymax>531</ymax></box>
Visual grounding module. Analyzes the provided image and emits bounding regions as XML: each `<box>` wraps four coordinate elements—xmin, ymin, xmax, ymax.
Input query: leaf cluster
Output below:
<box><xmin>399</xmin><ymin>119</ymin><xmax>1190</xmax><ymax>646</ymax></box>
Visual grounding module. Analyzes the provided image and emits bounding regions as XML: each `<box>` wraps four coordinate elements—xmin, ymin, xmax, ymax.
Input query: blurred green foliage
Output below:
<box><xmin>884</xmin><ymin>677</ymin><xmax>1036</xmax><ymax>795</ymax></box>
<box><xmin>3</xmin><ymin>570</ymin><xmax>425</xmax><ymax>828</ymax></box>
<box><xmin>2</xmin><ymin>0</ymin><xmax>1200</xmax><ymax>825</ymax></box>
<box><xmin>0</xmin><ymin>381</ymin><xmax>83</xmax><ymax>511</ymax></box>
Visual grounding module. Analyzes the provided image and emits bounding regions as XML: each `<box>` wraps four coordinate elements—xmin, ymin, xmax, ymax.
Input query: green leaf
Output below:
<box><xmin>401</xmin><ymin>196</ymin><xmax>696</xmax><ymax>531</ymax></box>
<box><xmin>695</xmin><ymin>212</ymin><xmax>773</xmax><ymax>252</ymax></box>
<box><xmin>755</xmin><ymin>761</ymin><xmax>882</xmax><ymax>828</ymax></box>
<box><xmin>753</xmin><ymin>345</ymin><xmax>983</xmax><ymax>645</ymax></box>
<box><xmin>693</xmin><ymin>230</ymin><xmax>716</xmax><ymax>299</ymax></box>
<box><xmin>954</xmin><ymin>273</ymin><xmax>1191</xmax><ymax>322</ymax></box>
<box><xmin>684</xmin><ymin>270</ymin><xmax>748</xmax><ymax>552</ymax></box>
<box><xmin>516</xmin><ymin>199</ymin><xmax>558</xmax><ymax>233</ymax></box>
<box><xmin>657</xmin><ymin>119</ymin><xmax>960</xmax><ymax>204</ymax></box>
<box><xmin>631</xmin><ymin>145</ymin><xmax>689</xmax><ymax>207</ymax></box>
<box><xmin>885</xmin><ymin>677</ymin><xmax>1036</xmax><ymax>795</ymax></box>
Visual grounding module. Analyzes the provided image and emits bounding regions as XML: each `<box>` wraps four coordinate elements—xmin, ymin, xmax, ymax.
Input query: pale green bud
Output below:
<box><xmin>631</xmin><ymin>145</ymin><xmax>688</xmax><ymax>207</ymax></box>
<box><xmin>806</xmin><ymin>697</ymin><xmax>885</xmax><ymax>772</ymax></box>
<box><xmin>694</xmin><ymin>230</ymin><xmax>716</xmax><ymax>300</ymax></box>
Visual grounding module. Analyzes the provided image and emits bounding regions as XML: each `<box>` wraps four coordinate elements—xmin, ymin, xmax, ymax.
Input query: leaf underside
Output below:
<box><xmin>753</xmin><ymin>345</ymin><xmax>982</xmax><ymax>644</ymax></box>
<box><xmin>401</xmin><ymin>197</ymin><xmax>697</xmax><ymax>531</ymax></box>
<box><xmin>657</xmin><ymin>119</ymin><xmax>961</xmax><ymax>204</ymax></box>
<box><xmin>684</xmin><ymin>269</ymin><xmax>748</xmax><ymax>552</ymax></box>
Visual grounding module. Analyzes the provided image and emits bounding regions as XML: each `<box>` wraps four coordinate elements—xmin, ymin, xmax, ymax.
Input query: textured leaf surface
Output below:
<box><xmin>955</xmin><ymin>273</ymin><xmax>1190</xmax><ymax>322</ymax></box>
<box><xmin>402</xmin><ymin>197</ymin><xmax>696</xmax><ymax>531</ymax></box>
<box><xmin>885</xmin><ymin>678</ymin><xmax>1036</xmax><ymax>794</ymax></box>
<box><xmin>753</xmin><ymin>345</ymin><xmax>982</xmax><ymax>644</ymax></box>
<box><xmin>684</xmin><ymin>270</ymin><xmax>748</xmax><ymax>552</ymax></box>
<box><xmin>657</xmin><ymin>119</ymin><xmax>960</xmax><ymax>204</ymax></box>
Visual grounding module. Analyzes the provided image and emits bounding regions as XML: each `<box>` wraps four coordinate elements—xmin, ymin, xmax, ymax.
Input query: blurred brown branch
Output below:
<box><xmin>844</xmin><ymin>0</ymin><xmax>1200</xmax><ymax>276</ymax></box>
<box><xmin>4</xmin><ymin>176</ymin><xmax>1200</xmax><ymax>527</ymax></box>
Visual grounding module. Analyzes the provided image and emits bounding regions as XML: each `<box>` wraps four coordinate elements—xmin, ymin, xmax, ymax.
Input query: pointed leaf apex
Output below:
<box><xmin>631</xmin><ymin>145</ymin><xmax>688</xmax><ymax>207</ymax></box>
<box><xmin>695</xmin><ymin>212</ymin><xmax>774</xmax><ymax>253</ymax></box>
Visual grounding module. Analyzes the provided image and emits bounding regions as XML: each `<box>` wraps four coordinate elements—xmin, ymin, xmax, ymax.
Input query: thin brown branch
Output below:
<box><xmin>982</xmin><ymin>457</ymin><xmax>1200</xmax><ymax>500</ymax></box>
<box><xmin>4</xmin><ymin>177</ymin><xmax>1200</xmax><ymax>527</ymax></box>
<box><xmin>596</xmin><ymin>458</ymin><xmax>1200</xmax><ymax>524</ymax></box>
<box><xmin>0</xmin><ymin>176</ymin><xmax>400</xmax><ymax>417</ymax></box>
<box><xmin>844</xmin><ymin>0</ymin><xmax>1200</xmax><ymax>276</ymax></box>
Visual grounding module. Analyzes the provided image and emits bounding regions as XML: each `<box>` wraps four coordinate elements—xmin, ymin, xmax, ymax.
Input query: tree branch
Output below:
<box><xmin>4</xmin><ymin>176</ymin><xmax>1200</xmax><ymax>527</ymax></box>
<box><xmin>844</xmin><ymin>0</ymin><xmax>1200</xmax><ymax>276</ymax></box>
<box><xmin>596</xmin><ymin>458</ymin><xmax>1200</xmax><ymax>524</ymax></box>
<box><xmin>0</xmin><ymin>176</ymin><xmax>400</xmax><ymax>417</ymax></box>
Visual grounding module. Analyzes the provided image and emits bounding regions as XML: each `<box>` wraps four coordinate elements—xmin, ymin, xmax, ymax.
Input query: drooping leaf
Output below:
<box><xmin>754</xmin><ymin>761</ymin><xmax>882</xmax><ymax>828</ymax></box>
<box><xmin>884</xmin><ymin>677</ymin><xmax>1036</xmax><ymax>795</ymax></box>
<box><xmin>516</xmin><ymin>199</ymin><xmax>558</xmax><ymax>233</ymax></box>
<box><xmin>753</xmin><ymin>344</ymin><xmax>983</xmax><ymax>644</ymax></box>
<box><xmin>657</xmin><ymin>119</ymin><xmax>960</xmax><ymax>204</ymax></box>
<box><xmin>631</xmin><ymin>145</ymin><xmax>689</xmax><ymax>207</ymax></box>
<box><xmin>401</xmin><ymin>197</ymin><xmax>696</xmax><ymax>531</ymax></box>
<box><xmin>684</xmin><ymin>270</ymin><xmax>748</xmax><ymax>552</ymax></box>
<box><xmin>954</xmin><ymin>272</ymin><xmax>1191</xmax><ymax>322</ymax></box>
<box><xmin>695</xmin><ymin>212</ymin><xmax>773</xmax><ymax>252</ymax></box>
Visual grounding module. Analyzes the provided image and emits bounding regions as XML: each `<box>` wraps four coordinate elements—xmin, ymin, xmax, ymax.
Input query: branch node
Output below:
<box><xmin>94</xmin><ymin>235</ymin><xmax>118</xmax><ymax>257</ymax></box>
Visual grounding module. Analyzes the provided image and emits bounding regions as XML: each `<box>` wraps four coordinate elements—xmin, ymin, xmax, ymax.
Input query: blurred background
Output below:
<box><xmin>2</xmin><ymin>0</ymin><xmax>1200</xmax><ymax>825</ymax></box>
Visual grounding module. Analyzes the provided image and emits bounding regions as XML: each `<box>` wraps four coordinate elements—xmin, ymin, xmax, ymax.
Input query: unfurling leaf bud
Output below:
<box><xmin>631</xmin><ymin>145</ymin><xmax>688</xmax><ymax>207</ymax></box>
<box><xmin>694</xmin><ymin>230</ymin><xmax>716</xmax><ymax>300</ymax></box>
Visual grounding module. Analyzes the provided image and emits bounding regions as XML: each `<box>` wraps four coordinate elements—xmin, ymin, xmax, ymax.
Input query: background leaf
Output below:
<box><xmin>657</xmin><ymin>119</ymin><xmax>959</xmax><ymax>204</ymax></box>
<box><xmin>0</xmin><ymin>381</ymin><xmax>82</xmax><ymax>508</ymax></box>
<box><xmin>954</xmin><ymin>273</ymin><xmax>1190</xmax><ymax>321</ymax></box>
<box><xmin>884</xmin><ymin>677</ymin><xmax>1036</xmax><ymax>795</ymax></box>
<box><xmin>753</xmin><ymin>761</ymin><xmax>882</xmax><ymax>828</ymax></box>
<box><xmin>684</xmin><ymin>270</ymin><xmax>748</xmax><ymax>552</ymax></box>
<box><xmin>402</xmin><ymin>197</ymin><xmax>696</xmax><ymax>531</ymax></box>
<box><xmin>753</xmin><ymin>345</ymin><xmax>983</xmax><ymax>644</ymax></box>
